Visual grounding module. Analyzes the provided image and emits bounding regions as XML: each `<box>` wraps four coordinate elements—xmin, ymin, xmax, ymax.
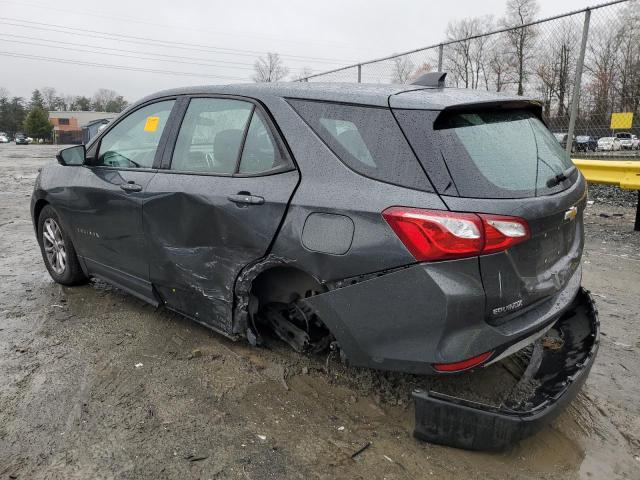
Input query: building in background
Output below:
<box><xmin>82</xmin><ymin>118</ymin><xmax>111</xmax><ymax>144</ymax></box>
<box><xmin>48</xmin><ymin>111</ymin><xmax>115</xmax><ymax>144</ymax></box>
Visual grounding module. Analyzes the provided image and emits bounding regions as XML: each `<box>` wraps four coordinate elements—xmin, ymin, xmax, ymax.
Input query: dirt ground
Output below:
<box><xmin>1</xmin><ymin>144</ymin><xmax>639</xmax><ymax>480</ymax></box>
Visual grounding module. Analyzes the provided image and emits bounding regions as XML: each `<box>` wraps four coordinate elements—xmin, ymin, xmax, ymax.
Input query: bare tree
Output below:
<box><xmin>614</xmin><ymin>2</ymin><xmax>640</xmax><ymax>113</ymax></box>
<box><xmin>410</xmin><ymin>62</ymin><xmax>434</xmax><ymax>82</ymax></box>
<box><xmin>534</xmin><ymin>19</ymin><xmax>578</xmax><ymax>118</ymax></box>
<box><xmin>502</xmin><ymin>0</ymin><xmax>540</xmax><ymax>95</ymax></box>
<box><xmin>390</xmin><ymin>56</ymin><xmax>415</xmax><ymax>84</ymax></box>
<box><xmin>292</xmin><ymin>67</ymin><xmax>314</xmax><ymax>82</ymax></box>
<box><xmin>252</xmin><ymin>53</ymin><xmax>289</xmax><ymax>82</ymax></box>
<box><xmin>583</xmin><ymin>24</ymin><xmax>618</xmax><ymax>123</ymax></box>
<box><xmin>444</xmin><ymin>16</ymin><xmax>494</xmax><ymax>89</ymax></box>
<box><xmin>92</xmin><ymin>88</ymin><xmax>118</xmax><ymax>111</ymax></box>
<box><xmin>41</xmin><ymin>87</ymin><xmax>58</xmax><ymax>111</ymax></box>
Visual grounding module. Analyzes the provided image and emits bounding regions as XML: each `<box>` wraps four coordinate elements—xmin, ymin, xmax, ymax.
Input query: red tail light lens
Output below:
<box><xmin>382</xmin><ymin>207</ymin><xmax>530</xmax><ymax>261</ymax></box>
<box><xmin>480</xmin><ymin>214</ymin><xmax>530</xmax><ymax>254</ymax></box>
<box><xmin>433</xmin><ymin>351</ymin><xmax>493</xmax><ymax>373</ymax></box>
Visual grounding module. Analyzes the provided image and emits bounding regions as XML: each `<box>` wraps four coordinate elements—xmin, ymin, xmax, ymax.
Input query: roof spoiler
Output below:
<box><xmin>411</xmin><ymin>71</ymin><xmax>446</xmax><ymax>88</ymax></box>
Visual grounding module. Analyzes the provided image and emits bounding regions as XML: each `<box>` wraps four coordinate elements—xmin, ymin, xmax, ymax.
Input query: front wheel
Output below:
<box><xmin>38</xmin><ymin>205</ymin><xmax>88</xmax><ymax>286</ymax></box>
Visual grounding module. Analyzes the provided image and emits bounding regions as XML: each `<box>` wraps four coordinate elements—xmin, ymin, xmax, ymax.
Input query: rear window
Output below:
<box><xmin>395</xmin><ymin>109</ymin><xmax>574</xmax><ymax>198</ymax></box>
<box><xmin>287</xmin><ymin>99</ymin><xmax>432</xmax><ymax>191</ymax></box>
<box><xmin>616</xmin><ymin>133</ymin><xmax>631</xmax><ymax>139</ymax></box>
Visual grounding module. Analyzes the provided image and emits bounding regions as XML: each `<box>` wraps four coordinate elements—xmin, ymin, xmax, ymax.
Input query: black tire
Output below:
<box><xmin>37</xmin><ymin>205</ymin><xmax>88</xmax><ymax>286</ymax></box>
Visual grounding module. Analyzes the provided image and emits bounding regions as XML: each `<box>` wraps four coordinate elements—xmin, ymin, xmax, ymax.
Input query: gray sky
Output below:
<box><xmin>0</xmin><ymin>0</ymin><xmax>591</xmax><ymax>102</ymax></box>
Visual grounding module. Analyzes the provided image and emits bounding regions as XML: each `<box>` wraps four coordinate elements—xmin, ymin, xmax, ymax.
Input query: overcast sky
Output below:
<box><xmin>0</xmin><ymin>0</ymin><xmax>592</xmax><ymax>102</ymax></box>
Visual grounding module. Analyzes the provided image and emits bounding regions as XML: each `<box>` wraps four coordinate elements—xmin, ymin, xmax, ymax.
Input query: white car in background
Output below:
<box><xmin>597</xmin><ymin>137</ymin><xmax>621</xmax><ymax>151</ymax></box>
<box><xmin>0</xmin><ymin>134</ymin><xmax>9</xmax><ymax>143</ymax></box>
<box><xmin>615</xmin><ymin>132</ymin><xmax>634</xmax><ymax>150</ymax></box>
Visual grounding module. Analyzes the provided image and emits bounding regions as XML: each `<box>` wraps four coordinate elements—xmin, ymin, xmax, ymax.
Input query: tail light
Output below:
<box><xmin>382</xmin><ymin>207</ymin><xmax>529</xmax><ymax>262</ymax></box>
<box><xmin>433</xmin><ymin>351</ymin><xmax>493</xmax><ymax>373</ymax></box>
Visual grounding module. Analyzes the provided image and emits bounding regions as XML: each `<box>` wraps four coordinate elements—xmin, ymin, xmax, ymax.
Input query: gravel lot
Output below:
<box><xmin>1</xmin><ymin>144</ymin><xmax>639</xmax><ymax>479</ymax></box>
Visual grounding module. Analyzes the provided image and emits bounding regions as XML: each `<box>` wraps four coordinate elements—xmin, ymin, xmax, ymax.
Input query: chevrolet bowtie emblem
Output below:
<box><xmin>564</xmin><ymin>206</ymin><xmax>578</xmax><ymax>221</ymax></box>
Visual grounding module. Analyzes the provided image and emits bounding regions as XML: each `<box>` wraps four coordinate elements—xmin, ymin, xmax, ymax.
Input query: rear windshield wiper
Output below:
<box><xmin>546</xmin><ymin>166</ymin><xmax>577</xmax><ymax>188</ymax></box>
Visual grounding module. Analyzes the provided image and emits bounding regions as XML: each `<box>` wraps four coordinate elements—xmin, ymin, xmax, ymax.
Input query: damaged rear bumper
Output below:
<box><xmin>413</xmin><ymin>287</ymin><xmax>599</xmax><ymax>450</ymax></box>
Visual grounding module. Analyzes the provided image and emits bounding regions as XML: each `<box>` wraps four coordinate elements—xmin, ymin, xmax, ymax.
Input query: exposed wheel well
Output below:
<box><xmin>250</xmin><ymin>266</ymin><xmax>326</xmax><ymax>307</ymax></box>
<box><xmin>247</xmin><ymin>265</ymin><xmax>332</xmax><ymax>353</ymax></box>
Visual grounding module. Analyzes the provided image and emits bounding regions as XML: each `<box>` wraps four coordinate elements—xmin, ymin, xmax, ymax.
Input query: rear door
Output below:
<box><xmin>393</xmin><ymin>105</ymin><xmax>586</xmax><ymax>324</ymax></box>
<box><xmin>143</xmin><ymin>96</ymin><xmax>299</xmax><ymax>333</ymax></box>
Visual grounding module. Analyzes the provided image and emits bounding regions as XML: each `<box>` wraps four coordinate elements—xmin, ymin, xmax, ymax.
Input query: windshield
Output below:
<box><xmin>616</xmin><ymin>133</ymin><xmax>631</xmax><ymax>138</ymax></box>
<box><xmin>394</xmin><ymin>108</ymin><xmax>575</xmax><ymax>199</ymax></box>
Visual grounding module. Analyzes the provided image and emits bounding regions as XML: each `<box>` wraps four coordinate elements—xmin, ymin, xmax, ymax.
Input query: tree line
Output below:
<box><xmin>252</xmin><ymin>0</ymin><xmax>639</xmax><ymax>136</ymax></box>
<box><xmin>0</xmin><ymin>87</ymin><xmax>128</xmax><ymax>139</ymax></box>
<box><xmin>389</xmin><ymin>0</ymin><xmax>640</xmax><ymax>135</ymax></box>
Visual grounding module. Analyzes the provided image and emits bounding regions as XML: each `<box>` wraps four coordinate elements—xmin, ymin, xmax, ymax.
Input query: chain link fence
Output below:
<box><xmin>301</xmin><ymin>0</ymin><xmax>639</xmax><ymax>159</ymax></box>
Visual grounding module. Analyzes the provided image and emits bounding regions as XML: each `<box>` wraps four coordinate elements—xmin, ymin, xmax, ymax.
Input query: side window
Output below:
<box><xmin>171</xmin><ymin>98</ymin><xmax>253</xmax><ymax>174</ymax></box>
<box><xmin>238</xmin><ymin>111</ymin><xmax>288</xmax><ymax>174</ymax></box>
<box><xmin>97</xmin><ymin>100</ymin><xmax>174</xmax><ymax>168</ymax></box>
<box><xmin>287</xmin><ymin>99</ymin><xmax>431</xmax><ymax>191</ymax></box>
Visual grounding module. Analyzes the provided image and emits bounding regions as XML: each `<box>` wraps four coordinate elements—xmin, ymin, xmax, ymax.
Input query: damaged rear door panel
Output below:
<box><xmin>143</xmin><ymin>96</ymin><xmax>299</xmax><ymax>334</ymax></box>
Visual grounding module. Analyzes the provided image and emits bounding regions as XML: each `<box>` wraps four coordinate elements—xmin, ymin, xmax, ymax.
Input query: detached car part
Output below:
<box><xmin>413</xmin><ymin>288</ymin><xmax>599</xmax><ymax>450</ymax></box>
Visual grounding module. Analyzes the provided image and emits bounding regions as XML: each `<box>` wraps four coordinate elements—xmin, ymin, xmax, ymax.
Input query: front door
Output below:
<box><xmin>69</xmin><ymin>99</ymin><xmax>176</xmax><ymax>302</ymax></box>
<box><xmin>143</xmin><ymin>97</ymin><xmax>299</xmax><ymax>333</ymax></box>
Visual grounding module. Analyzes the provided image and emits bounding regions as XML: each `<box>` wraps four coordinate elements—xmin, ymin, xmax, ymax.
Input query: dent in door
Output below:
<box><xmin>143</xmin><ymin>171</ymin><xmax>298</xmax><ymax>334</ymax></box>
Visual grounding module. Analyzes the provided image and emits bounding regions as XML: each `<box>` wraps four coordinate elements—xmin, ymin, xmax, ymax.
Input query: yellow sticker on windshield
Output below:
<box><xmin>144</xmin><ymin>116</ymin><xmax>160</xmax><ymax>132</ymax></box>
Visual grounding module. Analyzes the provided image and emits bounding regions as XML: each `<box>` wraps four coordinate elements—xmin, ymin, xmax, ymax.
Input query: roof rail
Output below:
<box><xmin>411</xmin><ymin>72</ymin><xmax>447</xmax><ymax>88</ymax></box>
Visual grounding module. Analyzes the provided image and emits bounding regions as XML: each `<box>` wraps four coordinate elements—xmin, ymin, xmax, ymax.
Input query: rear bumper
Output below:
<box><xmin>301</xmin><ymin>258</ymin><xmax>582</xmax><ymax>375</ymax></box>
<box><xmin>413</xmin><ymin>288</ymin><xmax>599</xmax><ymax>450</ymax></box>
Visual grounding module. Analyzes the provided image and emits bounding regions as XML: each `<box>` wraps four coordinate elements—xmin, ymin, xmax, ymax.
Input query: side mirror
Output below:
<box><xmin>57</xmin><ymin>145</ymin><xmax>86</xmax><ymax>166</ymax></box>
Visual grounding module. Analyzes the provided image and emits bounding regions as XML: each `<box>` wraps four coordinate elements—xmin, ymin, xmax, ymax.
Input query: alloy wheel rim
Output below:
<box><xmin>43</xmin><ymin>218</ymin><xmax>66</xmax><ymax>275</ymax></box>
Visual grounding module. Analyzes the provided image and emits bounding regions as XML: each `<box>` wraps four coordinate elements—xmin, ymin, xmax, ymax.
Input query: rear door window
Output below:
<box><xmin>171</xmin><ymin>98</ymin><xmax>253</xmax><ymax>174</ymax></box>
<box><xmin>287</xmin><ymin>99</ymin><xmax>432</xmax><ymax>191</ymax></box>
<box><xmin>238</xmin><ymin>111</ymin><xmax>289</xmax><ymax>174</ymax></box>
<box><xmin>395</xmin><ymin>108</ymin><xmax>574</xmax><ymax>198</ymax></box>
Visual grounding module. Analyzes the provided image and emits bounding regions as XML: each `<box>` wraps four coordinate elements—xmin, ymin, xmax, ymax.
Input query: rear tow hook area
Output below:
<box><xmin>413</xmin><ymin>287</ymin><xmax>600</xmax><ymax>450</ymax></box>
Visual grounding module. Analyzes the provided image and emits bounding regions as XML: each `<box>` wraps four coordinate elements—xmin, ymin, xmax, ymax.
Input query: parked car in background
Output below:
<box><xmin>15</xmin><ymin>133</ymin><xmax>29</xmax><ymax>145</ymax></box>
<box><xmin>553</xmin><ymin>132</ymin><xmax>576</xmax><ymax>152</ymax></box>
<box><xmin>31</xmin><ymin>81</ymin><xmax>598</xmax><ymax>450</ymax></box>
<box><xmin>575</xmin><ymin>135</ymin><xmax>597</xmax><ymax>152</ymax></box>
<box><xmin>615</xmin><ymin>132</ymin><xmax>634</xmax><ymax>150</ymax></box>
<box><xmin>0</xmin><ymin>133</ymin><xmax>9</xmax><ymax>143</ymax></box>
<box><xmin>597</xmin><ymin>137</ymin><xmax>621</xmax><ymax>151</ymax></box>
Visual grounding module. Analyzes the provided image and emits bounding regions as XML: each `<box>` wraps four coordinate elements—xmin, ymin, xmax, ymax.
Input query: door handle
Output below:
<box><xmin>120</xmin><ymin>182</ymin><xmax>142</xmax><ymax>192</ymax></box>
<box><xmin>227</xmin><ymin>193</ymin><xmax>264</xmax><ymax>205</ymax></box>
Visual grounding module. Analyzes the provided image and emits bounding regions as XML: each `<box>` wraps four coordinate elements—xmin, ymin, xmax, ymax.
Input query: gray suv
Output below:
<box><xmin>31</xmin><ymin>78</ymin><xmax>599</xmax><ymax>450</ymax></box>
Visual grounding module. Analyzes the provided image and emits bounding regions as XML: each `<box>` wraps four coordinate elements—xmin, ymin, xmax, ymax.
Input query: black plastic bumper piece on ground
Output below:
<box><xmin>413</xmin><ymin>288</ymin><xmax>599</xmax><ymax>450</ymax></box>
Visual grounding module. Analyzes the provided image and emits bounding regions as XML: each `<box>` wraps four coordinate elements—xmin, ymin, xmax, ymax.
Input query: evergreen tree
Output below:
<box><xmin>23</xmin><ymin>107</ymin><xmax>53</xmax><ymax>140</ymax></box>
<box><xmin>0</xmin><ymin>97</ymin><xmax>27</xmax><ymax>136</ymax></box>
<box><xmin>29</xmin><ymin>89</ymin><xmax>45</xmax><ymax>110</ymax></box>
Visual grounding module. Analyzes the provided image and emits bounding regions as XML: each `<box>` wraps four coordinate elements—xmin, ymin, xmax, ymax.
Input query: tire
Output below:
<box><xmin>37</xmin><ymin>205</ymin><xmax>88</xmax><ymax>286</ymax></box>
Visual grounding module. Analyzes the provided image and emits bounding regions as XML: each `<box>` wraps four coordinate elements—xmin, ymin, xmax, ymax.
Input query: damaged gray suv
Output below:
<box><xmin>31</xmin><ymin>74</ymin><xmax>599</xmax><ymax>450</ymax></box>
